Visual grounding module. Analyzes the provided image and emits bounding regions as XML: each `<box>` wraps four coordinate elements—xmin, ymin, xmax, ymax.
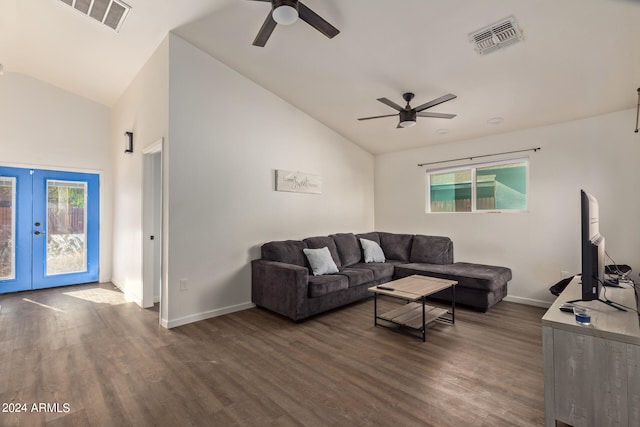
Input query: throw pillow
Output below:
<box><xmin>360</xmin><ymin>238</ymin><xmax>385</xmax><ymax>263</ymax></box>
<box><xmin>303</xmin><ymin>247</ymin><xmax>339</xmax><ymax>276</ymax></box>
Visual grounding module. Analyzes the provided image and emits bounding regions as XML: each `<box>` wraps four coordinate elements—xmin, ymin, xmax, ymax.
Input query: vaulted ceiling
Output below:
<box><xmin>3</xmin><ymin>0</ymin><xmax>639</xmax><ymax>154</ymax></box>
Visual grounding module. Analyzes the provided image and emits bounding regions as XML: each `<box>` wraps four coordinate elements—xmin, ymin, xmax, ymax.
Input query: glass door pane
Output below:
<box><xmin>46</xmin><ymin>180</ymin><xmax>88</xmax><ymax>276</ymax></box>
<box><xmin>0</xmin><ymin>177</ymin><xmax>16</xmax><ymax>280</ymax></box>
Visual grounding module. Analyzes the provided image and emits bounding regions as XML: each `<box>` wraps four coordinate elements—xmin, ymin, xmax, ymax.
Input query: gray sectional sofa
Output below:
<box><xmin>251</xmin><ymin>232</ymin><xmax>512</xmax><ymax>321</ymax></box>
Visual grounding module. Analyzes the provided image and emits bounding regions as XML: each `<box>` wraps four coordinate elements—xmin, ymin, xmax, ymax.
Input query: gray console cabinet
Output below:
<box><xmin>542</xmin><ymin>276</ymin><xmax>640</xmax><ymax>427</ymax></box>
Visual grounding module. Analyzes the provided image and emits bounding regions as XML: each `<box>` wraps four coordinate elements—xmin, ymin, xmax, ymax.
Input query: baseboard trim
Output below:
<box><xmin>503</xmin><ymin>295</ymin><xmax>552</xmax><ymax>308</ymax></box>
<box><xmin>164</xmin><ymin>302</ymin><xmax>256</xmax><ymax>329</ymax></box>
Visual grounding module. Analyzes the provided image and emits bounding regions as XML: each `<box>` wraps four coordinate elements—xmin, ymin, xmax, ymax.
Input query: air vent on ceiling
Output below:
<box><xmin>469</xmin><ymin>16</ymin><xmax>523</xmax><ymax>55</ymax></box>
<box><xmin>57</xmin><ymin>0</ymin><xmax>131</xmax><ymax>32</ymax></box>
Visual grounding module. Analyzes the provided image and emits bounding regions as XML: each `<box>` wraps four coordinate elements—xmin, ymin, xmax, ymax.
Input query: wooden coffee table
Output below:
<box><xmin>368</xmin><ymin>275</ymin><xmax>457</xmax><ymax>341</ymax></box>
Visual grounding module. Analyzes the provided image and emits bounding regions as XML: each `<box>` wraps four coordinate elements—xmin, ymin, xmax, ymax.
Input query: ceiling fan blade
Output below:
<box><xmin>358</xmin><ymin>113</ymin><xmax>399</xmax><ymax>121</ymax></box>
<box><xmin>376</xmin><ymin>98</ymin><xmax>404</xmax><ymax>111</ymax></box>
<box><xmin>414</xmin><ymin>94</ymin><xmax>457</xmax><ymax>112</ymax></box>
<box><xmin>253</xmin><ymin>13</ymin><xmax>278</xmax><ymax>47</ymax></box>
<box><xmin>416</xmin><ymin>112</ymin><xmax>457</xmax><ymax>119</ymax></box>
<box><xmin>298</xmin><ymin>2</ymin><xmax>340</xmax><ymax>39</ymax></box>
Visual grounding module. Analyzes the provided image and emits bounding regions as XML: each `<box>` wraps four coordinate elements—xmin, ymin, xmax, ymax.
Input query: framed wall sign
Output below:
<box><xmin>275</xmin><ymin>170</ymin><xmax>322</xmax><ymax>194</ymax></box>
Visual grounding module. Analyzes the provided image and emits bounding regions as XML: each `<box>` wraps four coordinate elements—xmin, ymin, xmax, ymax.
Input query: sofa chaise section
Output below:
<box><xmin>394</xmin><ymin>262</ymin><xmax>512</xmax><ymax>312</ymax></box>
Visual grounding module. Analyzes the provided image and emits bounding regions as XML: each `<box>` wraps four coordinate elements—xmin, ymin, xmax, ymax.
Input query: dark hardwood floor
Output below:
<box><xmin>0</xmin><ymin>283</ymin><xmax>547</xmax><ymax>426</ymax></box>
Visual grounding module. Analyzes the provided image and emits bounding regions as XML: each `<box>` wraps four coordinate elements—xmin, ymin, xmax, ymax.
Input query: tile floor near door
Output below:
<box><xmin>0</xmin><ymin>282</ymin><xmax>546</xmax><ymax>426</ymax></box>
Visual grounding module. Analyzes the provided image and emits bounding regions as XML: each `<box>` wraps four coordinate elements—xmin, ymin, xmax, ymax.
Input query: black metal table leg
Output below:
<box><xmin>374</xmin><ymin>292</ymin><xmax>378</xmax><ymax>327</ymax></box>
<box><xmin>421</xmin><ymin>296</ymin><xmax>426</xmax><ymax>342</ymax></box>
<box><xmin>451</xmin><ymin>285</ymin><xmax>456</xmax><ymax>324</ymax></box>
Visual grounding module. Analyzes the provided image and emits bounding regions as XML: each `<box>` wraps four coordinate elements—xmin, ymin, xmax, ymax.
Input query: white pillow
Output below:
<box><xmin>303</xmin><ymin>247</ymin><xmax>339</xmax><ymax>276</ymax></box>
<box><xmin>360</xmin><ymin>238</ymin><xmax>385</xmax><ymax>263</ymax></box>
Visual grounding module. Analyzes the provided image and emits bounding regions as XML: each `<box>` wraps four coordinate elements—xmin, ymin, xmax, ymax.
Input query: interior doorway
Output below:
<box><xmin>142</xmin><ymin>139</ymin><xmax>163</xmax><ymax>323</ymax></box>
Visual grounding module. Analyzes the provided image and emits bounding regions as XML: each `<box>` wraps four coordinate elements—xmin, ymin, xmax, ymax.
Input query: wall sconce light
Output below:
<box><xmin>124</xmin><ymin>131</ymin><xmax>134</xmax><ymax>153</ymax></box>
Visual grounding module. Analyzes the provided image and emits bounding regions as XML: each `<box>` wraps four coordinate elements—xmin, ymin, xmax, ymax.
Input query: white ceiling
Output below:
<box><xmin>3</xmin><ymin>0</ymin><xmax>640</xmax><ymax>154</ymax></box>
<box><xmin>0</xmin><ymin>0</ymin><xmax>230</xmax><ymax>105</ymax></box>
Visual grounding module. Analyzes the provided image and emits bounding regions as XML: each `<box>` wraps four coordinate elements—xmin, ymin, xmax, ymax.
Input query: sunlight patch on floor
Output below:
<box><xmin>63</xmin><ymin>287</ymin><xmax>127</xmax><ymax>306</ymax></box>
<box><xmin>22</xmin><ymin>298</ymin><xmax>66</xmax><ymax>312</ymax></box>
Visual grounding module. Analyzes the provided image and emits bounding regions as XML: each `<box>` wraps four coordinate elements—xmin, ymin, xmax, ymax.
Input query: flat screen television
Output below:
<box><xmin>572</xmin><ymin>190</ymin><xmax>625</xmax><ymax>310</ymax></box>
<box><xmin>580</xmin><ymin>190</ymin><xmax>604</xmax><ymax>301</ymax></box>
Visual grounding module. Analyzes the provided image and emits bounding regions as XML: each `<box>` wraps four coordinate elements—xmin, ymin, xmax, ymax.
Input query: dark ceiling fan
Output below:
<box><xmin>250</xmin><ymin>0</ymin><xmax>340</xmax><ymax>47</ymax></box>
<box><xmin>358</xmin><ymin>93</ymin><xmax>457</xmax><ymax>128</ymax></box>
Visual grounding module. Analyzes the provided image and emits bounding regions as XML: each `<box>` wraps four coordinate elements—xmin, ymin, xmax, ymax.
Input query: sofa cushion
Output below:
<box><xmin>330</xmin><ymin>233</ymin><xmax>362</xmax><ymax>266</ymax></box>
<box><xmin>261</xmin><ymin>240</ymin><xmax>308</xmax><ymax>267</ymax></box>
<box><xmin>308</xmin><ymin>274</ymin><xmax>349</xmax><ymax>298</ymax></box>
<box><xmin>304</xmin><ymin>236</ymin><xmax>342</xmax><ymax>267</ymax></box>
<box><xmin>348</xmin><ymin>262</ymin><xmax>394</xmax><ymax>281</ymax></box>
<box><xmin>410</xmin><ymin>235</ymin><xmax>453</xmax><ymax>265</ymax></box>
<box><xmin>394</xmin><ymin>262</ymin><xmax>512</xmax><ymax>291</ymax></box>
<box><xmin>356</xmin><ymin>232</ymin><xmax>380</xmax><ymax>245</ymax></box>
<box><xmin>303</xmin><ymin>247</ymin><xmax>339</xmax><ymax>276</ymax></box>
<box><xmin>360</xmin><ymin>238</ymin><xmax>385</xmax><ymax>263</ymax></box>
<box><xmin>337</xmin><ymin>267</ymin><xmax>375</xmax><ymax>287</ymax></box>
<box><xmin>378</xmin><ymin>232</ymin><xmax>413</xmax><ymax>261</ymax></box>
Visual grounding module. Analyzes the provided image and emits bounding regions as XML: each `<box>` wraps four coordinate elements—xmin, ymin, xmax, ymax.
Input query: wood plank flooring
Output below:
<box><xmin>0</xmin><ymin>283</ymin><xmax>547</xmax><ymax>426</ymax></box>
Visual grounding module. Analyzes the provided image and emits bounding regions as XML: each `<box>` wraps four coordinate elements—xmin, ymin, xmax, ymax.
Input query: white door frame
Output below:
<box><xmin>142</xmin><ymin>139</ymin><xmax>163</xmax><ymax>322</ymax></box>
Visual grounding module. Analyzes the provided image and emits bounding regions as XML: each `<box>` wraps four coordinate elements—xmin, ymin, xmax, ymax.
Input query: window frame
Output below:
<box><xmin>425</xmin><ymin>157</ymin><xmax>529</xmax><ymax>214</ymax></box>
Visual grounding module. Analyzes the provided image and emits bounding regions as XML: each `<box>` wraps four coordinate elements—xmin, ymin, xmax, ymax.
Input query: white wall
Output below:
<box><xmin>111</xmin><ymin>38</ymin><xmax>169</xmax><ymax>307</ymax></box>
<box><xmin>375</xmin><ymin>109</ymin><xmax>640</xmax><ymax>306</ymax></box>
<box><xmin>165</xmin><ymin>34</ymin><xmax>375</xmax><ymax>327</ymax></box>
<box><xmin>0</xmin><ymin>72</ymin><xmax>112</xmax><ymax>283</ymax></box>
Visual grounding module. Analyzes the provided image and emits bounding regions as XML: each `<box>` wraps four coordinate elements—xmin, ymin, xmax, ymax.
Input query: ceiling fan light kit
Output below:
<box><xmin>399</xmin><ymin>109</ymin><xmax>417</xmax><ymax>128</ymax></box>
<box><xmin>399</xmin><ymin>121</ymin><xmax>416</xmax><ymax>128</ymax></box>
<box><xmin>272</xmin><ymin>0</ymin><xmax>298</xmax><ymax>25</ymax></box>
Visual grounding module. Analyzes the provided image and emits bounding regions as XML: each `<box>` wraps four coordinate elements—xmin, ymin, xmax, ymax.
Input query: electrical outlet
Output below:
<box><xmin>179</xmin><ymin>279</ymin><xmax>188</xmax><ymax>291</ymax></box>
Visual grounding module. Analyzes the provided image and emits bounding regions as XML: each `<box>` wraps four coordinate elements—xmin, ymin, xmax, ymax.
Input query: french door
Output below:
<box><xmin>0</xmin><ymin>166</ymin><xmax>99</xmax><ymax>293</ymax></box>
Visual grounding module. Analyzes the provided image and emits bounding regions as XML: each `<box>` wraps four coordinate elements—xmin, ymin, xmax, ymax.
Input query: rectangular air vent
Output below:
<box><xmin>57</xmin><ymin>0</ymin><xmax>131</xmax><ymax>32</ymax></box>
<box><xmin>469</xmin><ymin>16</ymin><xmax>523</xmax><ymax>55</ymax></box>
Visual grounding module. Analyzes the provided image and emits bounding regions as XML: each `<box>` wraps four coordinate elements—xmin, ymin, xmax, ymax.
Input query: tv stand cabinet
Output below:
<box><xmin>542</xmin><ymin>276</ymin><xmax>640</xmax><ymax>426</ymax></box>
